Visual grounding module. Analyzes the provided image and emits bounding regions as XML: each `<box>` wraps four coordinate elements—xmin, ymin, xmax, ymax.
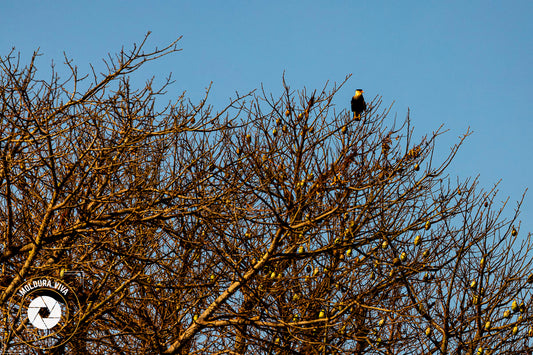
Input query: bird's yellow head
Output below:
<box><xmin>355</xmin><ymin>89</ymin><xmax>364</xmax><ymax>98</ymax></box>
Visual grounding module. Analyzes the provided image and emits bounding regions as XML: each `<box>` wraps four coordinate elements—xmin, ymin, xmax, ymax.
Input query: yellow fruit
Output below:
<box><xmin>382</xmin><ymin>240</ymin><xmax>388</xmax><ymax>249</ymax></box>
<box><xmin>341</xmin><ymin>125</ymin><xmax>347</xmax><ymax>134</ymax></box>
<box><xmin>425</xmin><ymin>221</ymin><xmax>431</xmax><ymax>230</ymax></box>
<box><xmin>318</xmin><ymin>310</ymin><xmax>325</xmax><ymax>318</ymax></box>
<box><xmin>512</xmin><ymin>300</ymin><xmax>519</xmax><ymax>313</ymax></box>
<box><xmin>285</xmin><ymin>109</ymin><xmax>290</xmax><ymax>116</ymax></box>
<box><xmin>414</xmin><ymin>163</ymin><xmax>420</xmax><ymax>171</ymax></box>
<box><xmin>477</xmin><ymin>347</ymin><xmax>484</xmax><ymax>355</ymax></box>
<box><xmin>414</xmin><ymin>235</ymin><xmax>422</xmax><ymax>246</ymax></box>
<box><xmin>378</xmin><ymin>318</ymin><xmax>385</xmax><ymax>327</ymax></box>
<box><xmin>400</xmin><ymin>252</ymin><xmax>407</xmax><ymax>262</ymax></box>
<box><xmin>346</xmin><ymin>249</ymin><xmax>352</xmax><ymax>257</ymax></box>
<box><xmin>484</xmin><ymin>321</ymin><xmax>491</xmax><ymax>330</ymax></box>
<box><xmin>511</xmin><ymin>227</ymin><xmax>517</xmax><ymax>237</ymax></box>
<box><xmin>193</xmin><ymin>314</ymin><xmax>199</xmax><ymax>321</ymax></box>
<box><xmin>470</xmin><ymin>280</ymin><xmax>477</xmax><ymax>289</ymax></box>
<box><xmin>503</xmin><ymin>309</ymin><xmax>510</xmax><ymax>318</ymax></box>
<box><xmin>425</xmin><ymin>326</ymin><xmax>431</xmax><ymax>336</ymax></box>
<box><xmin>298</xmin><ymin>246</ymin><xmax>304</xmax><ymax>253</ymax></box>
<box><xmin>480</xmin><ymin>257</ymin><xmax>485</xmax><ymax>267</ymax></box>
<box><xmin>512</xmin><ymin>325</ymin><xmax>518</xmax><ymax>335</ymax></box>
<box><xmin>270</xmin><ymin>271</ymin><xmax>276</xmax><ymax>279</ymax></box>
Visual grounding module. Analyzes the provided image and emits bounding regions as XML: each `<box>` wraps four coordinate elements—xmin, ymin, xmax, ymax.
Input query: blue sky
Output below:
<box><xmin>2</xmin><ymin>1</ymin><xmax>532</xmax><ymax>234</ymax></box>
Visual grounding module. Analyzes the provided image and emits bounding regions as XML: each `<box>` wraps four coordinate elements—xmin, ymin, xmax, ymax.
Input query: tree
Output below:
<box><xmin>1</xmin><ymin>35</ymin><xmax>532</xmax><ymax>354</ymax></box>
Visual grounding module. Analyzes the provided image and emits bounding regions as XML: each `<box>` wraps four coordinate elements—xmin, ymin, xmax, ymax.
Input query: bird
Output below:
<box><xmin>351</xmin><ymin>89</ymin><xmax>366</xmax><ymax>121</ymax></box>
<box><xmin>308</xmin><ymin>95</ymin><xmax>315</xmax><ymax>108</ymax></box>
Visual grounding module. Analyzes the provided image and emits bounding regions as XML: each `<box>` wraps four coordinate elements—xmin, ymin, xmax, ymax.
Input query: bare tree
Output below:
<box><xmin>1</xmin><ymin>35</ymin><xmax>532</xmax><ymax>354</ymax></box>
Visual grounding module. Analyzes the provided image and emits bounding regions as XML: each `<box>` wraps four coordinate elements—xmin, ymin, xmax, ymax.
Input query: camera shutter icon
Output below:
<box><xmin>27</xmin><ymin>295</ymin><xmax>62</xmax><ymax>330</ymax></box>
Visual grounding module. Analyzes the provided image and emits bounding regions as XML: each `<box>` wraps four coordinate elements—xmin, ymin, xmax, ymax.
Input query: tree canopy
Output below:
<box><xmin>1</xmin><ymin>35</ymin><xmax>532</xmax><ymax>354</ymax></box>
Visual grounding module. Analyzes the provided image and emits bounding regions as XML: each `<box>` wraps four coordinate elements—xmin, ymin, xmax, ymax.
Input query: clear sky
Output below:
<box><xmin>2</xmin><ymin>1</ymin><xmax>532</xmax><ymax>235</ymax></box>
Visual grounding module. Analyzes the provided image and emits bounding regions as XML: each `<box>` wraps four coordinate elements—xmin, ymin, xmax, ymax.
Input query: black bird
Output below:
<box><xmin>351</xmin><ymin>89</ymin><xmax>366</xmax><ymax>121</ymax></box>
<box><xmin>308</xmin><ymin>95</ymin><xmax>315</xmax><ymax>108</ymax></box>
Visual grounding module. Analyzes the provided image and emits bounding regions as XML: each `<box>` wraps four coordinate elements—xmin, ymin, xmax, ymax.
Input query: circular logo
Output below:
<box><xmin>27</xmin><ymin>295</ymin><xmax>62</xmax><ymax>330</ymax></box>
<box><xmin>5</xmin><ymin>277</ymin><xmax>82</xmax><ymax>350</ymax></box>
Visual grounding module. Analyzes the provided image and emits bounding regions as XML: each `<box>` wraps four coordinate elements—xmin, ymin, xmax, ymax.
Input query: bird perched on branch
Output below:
<box><xmin>351</xmin><ymin>89</ymin><xmax>366</xmax><ymax>121</ymax></box>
